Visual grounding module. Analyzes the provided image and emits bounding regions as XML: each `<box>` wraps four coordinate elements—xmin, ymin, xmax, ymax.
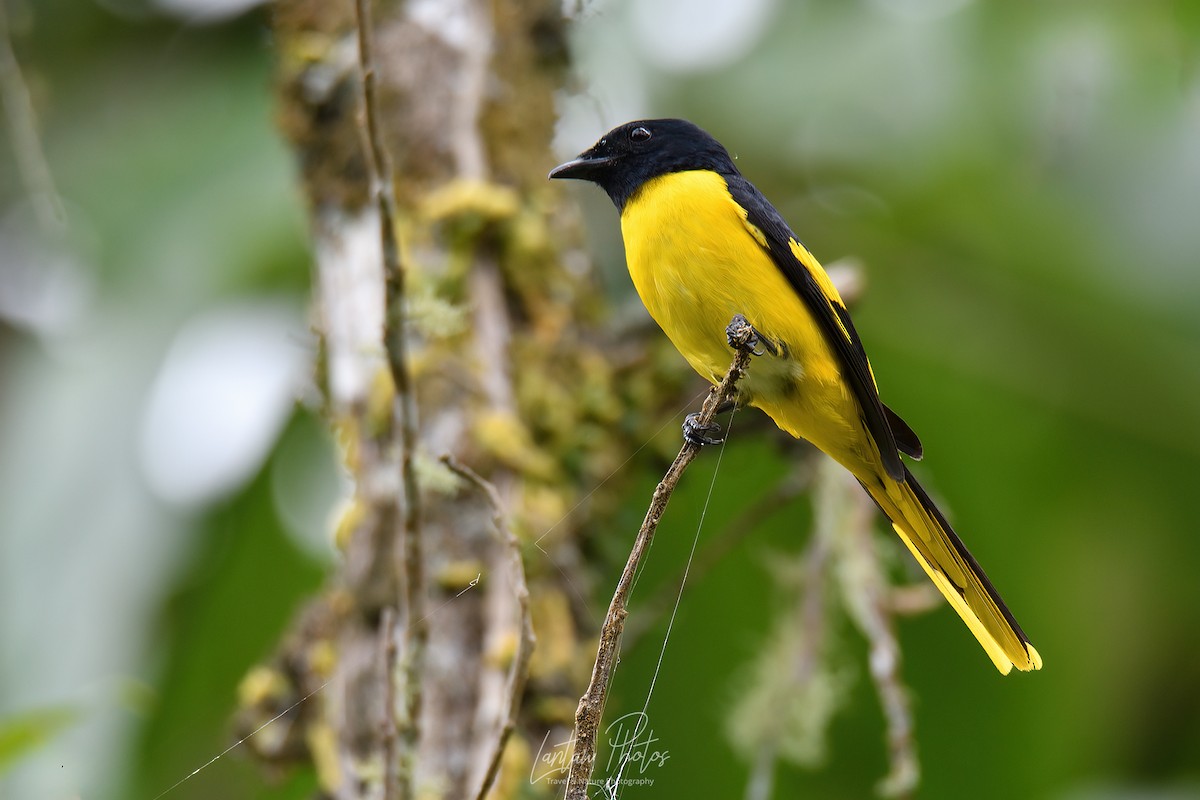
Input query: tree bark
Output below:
<box><xmin>241</xmin><ymin>1</ymin><xmax>611</xmax><ymax>797</ymax></box>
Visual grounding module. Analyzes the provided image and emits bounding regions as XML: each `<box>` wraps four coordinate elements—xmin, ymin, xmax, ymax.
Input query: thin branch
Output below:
<box><xmin>835</xmin><ymin>471</ymin><xmax>920</xmax><ymax>798</ymax></box>
<box><xmin>352</xmin><ymin>0</ymin><xmax>426</xmax><ymax>796</ymax></box>
<box><xmin>564</xmin><ymin>318</ymin><xmax>757</xmax><ymax>799</ymax></box>
<box><xmin>379</xmin><ymin>606</ymin><xmax>400</xmax><ymax>800</ymax></box>
<box><xmin>743</xmin><ymin>468</ymin><xmax>837</xmax><ymax>800</ymax></box>
<box><xmin>439</xmin><ymin>456</ymin><xmax>537</xmax><ymax>800</ymax></box>
<box><xmin>887</xmin><ymin>584</ymin><xmax>941</xmax><ymax>617</ymax></box>
<box><xmin>0</xmin><ymin>2</ymin><xmax>65</xmax><ymax>231</ymax></box>
<box><xmin>622</xmin><ymin>463</ymin><xmax>813</xmax><ymax>649</ymax></box>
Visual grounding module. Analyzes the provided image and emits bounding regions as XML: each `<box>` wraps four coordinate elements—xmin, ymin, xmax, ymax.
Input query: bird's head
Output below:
<box><xmin>549</xmin><ymin>118</ymin><xmax>736</xmax><ymax>211</ymax></box>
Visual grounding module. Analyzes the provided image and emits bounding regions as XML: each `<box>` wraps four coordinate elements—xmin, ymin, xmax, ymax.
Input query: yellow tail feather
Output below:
<box><xmin>862</xmin><ymin>467</ymin><xmax>1042</xmax><ymax>674</ymax></box>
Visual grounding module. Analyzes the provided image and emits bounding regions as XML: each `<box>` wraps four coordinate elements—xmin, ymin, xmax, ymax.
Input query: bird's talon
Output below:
<box><xmin>725</xmin><ymin>314</ymin><xmax>755</xmax><ymax>351</ymax></box>
<box><xmin>726</xmin><ymin>313</ymin><xmax>777</xmax><ymax>356</ymax></box>
<box><xmin>683</xmin><ymin>412</ymin><xmax>724</xmax><ymax>446</ymax></box>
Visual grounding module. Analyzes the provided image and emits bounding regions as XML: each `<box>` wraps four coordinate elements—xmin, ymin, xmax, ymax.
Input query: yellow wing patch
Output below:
<box><xmin>736</xmin><ymin>199</ymin><xmax>883</xmax><ymax>395</ymax></box>
<box><xmin>789</xmin><ymin>239</ymin><xmax>844</xmax><ymax>303</ymax></box>
<box><xmin>735</xmin><ymin>204</ymin><xmax>770</xmax><ymax>249</ymax></box>
<box><xmin>788</xmin><ymin>238</ymin><xmax>853</xmax><ymax>338</ymax></box>
<box><xmin>787</xmin><ymin>238</ymin><xmax>883</xmax><ymax>390</ymax></box>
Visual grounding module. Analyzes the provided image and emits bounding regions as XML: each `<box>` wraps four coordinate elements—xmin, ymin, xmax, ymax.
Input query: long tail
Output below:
<box><xmin>860</xmin><ymin>466</ymin><xmax>1042</xmax><ymax>674</ymax></box>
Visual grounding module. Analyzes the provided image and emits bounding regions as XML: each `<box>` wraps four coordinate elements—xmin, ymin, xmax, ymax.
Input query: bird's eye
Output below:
<box><xmin>630</xmin><ymin>126</ymin><xmax>651</xmax><ymax>143</ymax></box>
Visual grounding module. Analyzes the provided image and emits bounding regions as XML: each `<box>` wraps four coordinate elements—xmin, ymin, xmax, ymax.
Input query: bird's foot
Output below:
<box><xmin>683</xmin><ymin>412</ymin><xmax>724</xmax><ymax>446</ymax></box>
<box><xmin>726</xmin><ymin>314</ymin><xmax>778</xmax><ymax>356</ymax></box>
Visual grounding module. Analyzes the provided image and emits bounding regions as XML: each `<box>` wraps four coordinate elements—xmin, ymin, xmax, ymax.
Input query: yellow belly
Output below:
<box><xmin>620</xmin><ymin>170</ymin><xmax>876</xmax><ymax>471</ymax></box>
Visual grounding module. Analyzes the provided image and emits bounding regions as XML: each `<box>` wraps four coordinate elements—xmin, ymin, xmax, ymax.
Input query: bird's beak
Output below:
<box><xmin>548</xmin><ymin>154</ymin><xmax>614</xmax><ymax>181</ymax></box>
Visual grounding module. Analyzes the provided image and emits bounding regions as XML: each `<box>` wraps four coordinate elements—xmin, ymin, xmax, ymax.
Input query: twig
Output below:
<box><xmin>439</xmin><ymin>456</ymin><xmax>537</xmax><ymax>800</ymax></box>
<box><xmin>622</xmin><ymin>464</ymin><xmax>812</xmax><ymax>649</ymax></box>
<box><xmin>834</xmin><ymin>469</ymin><xmax>920</xmax><ymax>798</ymax></box>
<box><xmin>564</xmin><ymin>319</ymin><xmax>757</xmax><ymax>799</ymax></box>
<box><xmin>380</xmin><ymin>606</ymin><xmax>400</xmax><ymax>800</ymax></box>
<box><xmin>352</xmin><ymin>1</ymin><xmax>426</xmax><ymax>796</ymax></box>
<box><xmin>0</xmin><ymin>2</ymin><xmax>65</xmax><ymax>231</ymax></box>
<box><xmin>744</xmin><ymin>469</ymin><xmax>837</xmax><ymax>800</ymax></box>
<box><xmin>887</xmin><ymin>584</ymin><xmax>941</xmax><ymax>617</ymax></box>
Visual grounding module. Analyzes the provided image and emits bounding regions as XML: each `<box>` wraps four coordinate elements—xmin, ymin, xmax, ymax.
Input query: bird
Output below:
<box><xmin>549</xmin><ymin>118</ymin><xmax>1041</xmax><ymax>674</ymax></box>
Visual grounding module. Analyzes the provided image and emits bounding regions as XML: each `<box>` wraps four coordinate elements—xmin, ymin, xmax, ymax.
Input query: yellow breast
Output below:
<box><xmin>618</xmin><ymin>170</ymin><xmax>871</xmax><ymax>467</ymax></box>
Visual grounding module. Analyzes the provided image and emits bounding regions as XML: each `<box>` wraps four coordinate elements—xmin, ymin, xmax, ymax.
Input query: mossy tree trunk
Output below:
<box><xmin>241</xmin><ymin>1</ymin><xmax>640</xmax><ymax>796</ymax></box>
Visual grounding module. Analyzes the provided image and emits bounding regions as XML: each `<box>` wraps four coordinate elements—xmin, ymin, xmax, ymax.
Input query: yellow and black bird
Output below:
<box><xmin>550</xmin><ymin>118</ymin><xmax>1041</xmax><ymax>674</ymax></box>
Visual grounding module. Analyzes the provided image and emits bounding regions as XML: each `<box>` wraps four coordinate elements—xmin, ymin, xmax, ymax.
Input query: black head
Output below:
<box><xmin>548</xmin><ymin>119</ymin><xmax>737</xmax><ymax>211</ymax></box>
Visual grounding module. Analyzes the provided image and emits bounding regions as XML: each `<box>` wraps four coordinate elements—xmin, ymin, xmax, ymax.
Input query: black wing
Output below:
<box><xmin>884</xmin><ymin>402</ymin><xmax>923</xmax><ymax>461</ymax></box>
<box><xmin>724</xmin><ymin>171</ymin><xmax>912</xmax><ymax>480</ymax></box>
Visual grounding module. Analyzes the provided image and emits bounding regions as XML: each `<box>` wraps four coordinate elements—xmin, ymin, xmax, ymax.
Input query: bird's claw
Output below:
<box><xmin>683</xmin><ymin>412</ymin><xmax>724</xmax><ymax>446</ymax></box>
<box><xmin>726</xmin><ymin>314</ymin><xmax>778</xmax><ymax>356</ymax></box>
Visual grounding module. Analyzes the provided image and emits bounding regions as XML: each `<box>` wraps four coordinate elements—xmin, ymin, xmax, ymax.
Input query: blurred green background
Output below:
<box><xmin>2</xmin><ymin>0</ymin><xmax>1199</xmax><ymax>798</ymax></box>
